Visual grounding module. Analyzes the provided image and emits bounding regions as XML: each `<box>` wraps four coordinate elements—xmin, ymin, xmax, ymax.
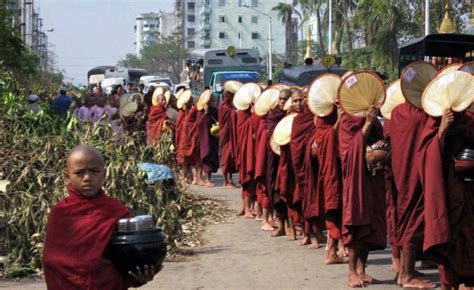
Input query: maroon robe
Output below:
<box><xmin>43</xmin><ymin>186</ymin><xmax>131</xmax><ymax>290</ymax></box>
<box><xmin>338</xmin><ymin>114</ymin><xmax>387</xmax><ymax>250</ymax></box>
<box><xmin>236</xmin><ymin>109</ymin><xmax>255</xmax><ymax>197</ymax></box>
<box><xmin>255</xmin><ymin>115</ymin><xmax>270</xmax><ymax>209</ymax></box>
<box><xmin>390</xmin><ymin>103</ymin><xmax>428</xmax><ymax>250</ymax></box>
<box><xmin>218</xmin><ymin>100</ymin><xmax>238</xmax><ymax>174</ymax></box>
<box><xmin>307</xmin><ymin>110</ymin><xmax>342</xmax><ymax>239</ymax></box>
<box><xmin>418</xmin><ymin>113</ymin><xmax>474</xmax><ymax>286</ymax></box>
<box><xmin>146</xmin><ymin>105</ymin><xmax>168</xmax><ymax>146</ymax></box>
<box><xmin>197</xmin><ymin>107</ymin><xmax>219</xmax><ymax>174</ymax></box>
<box><xmin>275</xmin><ymin>144</ymin><xmax>296</xmax><ymax>220</ymax></box>
<box><xmin>181</xmin><ymin>106</ymin><xmax>201</xmax><ymax>166</ymax></box>
<box><xmin>175</xmin><ymin>109</ymin><xmax>186</xmax><ymax>166</ymax></box>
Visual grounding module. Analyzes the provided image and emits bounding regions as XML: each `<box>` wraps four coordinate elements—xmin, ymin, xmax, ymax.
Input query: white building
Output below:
<box><xmin>135</xmin><ymin>13</ymin><xmax>160</xmax><ymax>56</ymax></box>
<box><xmin>175</xmin><ymin>0</ymin><xmax>295</xmax><ymax>56</ymax></box>
<box><xmin>159</xmin><ymin>11</ymin><xmax>175</xmax><ymax>38</ymax></box>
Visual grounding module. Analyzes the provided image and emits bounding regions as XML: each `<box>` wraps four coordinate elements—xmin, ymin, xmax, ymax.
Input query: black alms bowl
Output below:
<box><xmin>107</xmin><ymin>228</ymin><xmax>167</xmax><ymax>275</ymax></box>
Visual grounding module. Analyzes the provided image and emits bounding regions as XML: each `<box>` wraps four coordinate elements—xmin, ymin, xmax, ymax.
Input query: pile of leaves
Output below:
<box><xmin>0</xmin><ymin>71</ymin><xmax>228</xmax><ymax>278</ymax></box>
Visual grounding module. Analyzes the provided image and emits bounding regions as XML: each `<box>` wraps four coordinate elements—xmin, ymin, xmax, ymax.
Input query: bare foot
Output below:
<box><xmin>198</xmin><ymin>181</ymin><xmax>206</xmax><ymax>186</ymax></box>
<box><xmin>204</xmin><ymin>181</ymin><xmax>215</xmax><ymax>187</ymax></box>
<box><xmin>243</xmin><ymin>211</ymin><xmax>254</xmax><ymax>219</ymax></box>
<box><xmin>191</xmin><ymin>179</ymin><xmax>198</xmax><ymax>185</ymax></box>
<box><xmin>325</xmin><ymin>255</ymin><xmax>348</xmax><ymax>265</ymax></box>
<box><xmin>308</xmin><ymin>237</ymin><xmax>320</xmax><ymax>249</ymax></box>
<box><xmin>223</xmin><ymin>183</ymin><xmax>237</xmax><ymax>189</ymax></box>
<box><xmin>271</xmin><ymin>228</ymin><xmax>285</xmax><ymax>237</ymax></box>
<box><xmin>261</xmin><ymin>222</ymin><xmax>274</xmax><ymax>231</ymax></box>
<box><xmin>286</xmin><ymin>231</ymin><xmax>296</xmax><ymax>241</ymax></box>
<box><xmin>390</xmin><ymin>259</ymin><xmax>399</xmax><ymax>272</ymax></box>
<box><xmin>236</xmin><ymin>210</ymin><xmax>245</xmax><ymax>216</ymax></box>
<box><xmin>299</xmin><ymin>236</ymin><xmax>310</xmax><ymax>246</ymax></box>
<box><xmin>358</xmin><ymin>273</ymin><xmax>379</xmax><ymax>284</ymax></box>
<box><xmin>402</xmin><ymin>277</ymin><xmax>436</xmax><ymax>289</ymax></box>
<box><xmin>348</xmin><ymin>272</ymin><xmax>365</xmax><ymax>288</ymax></box>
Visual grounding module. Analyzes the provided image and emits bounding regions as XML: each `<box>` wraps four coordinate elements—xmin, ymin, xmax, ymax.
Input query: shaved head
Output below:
<box><xmin>66</xmin><ymin>145</ymin><xmax>105</xmax><ymax>197</ymax></box>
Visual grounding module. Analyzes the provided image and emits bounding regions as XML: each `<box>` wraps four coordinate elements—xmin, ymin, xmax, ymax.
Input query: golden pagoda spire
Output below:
<box><xmin>438</xmin><ymin>2</ymin><xmax>458</xmax><ymax>33</ymax></box>
<box><xmin>304</xmin><ymin>25</ymin><xmax>313</xmax><ymax>64</ymax></box>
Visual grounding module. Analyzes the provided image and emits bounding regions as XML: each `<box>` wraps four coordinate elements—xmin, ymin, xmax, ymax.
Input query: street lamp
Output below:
<box><xmin>242</xmin><ymin>3</ymin><xmax>273</xmax><ymax>85</ymax></box>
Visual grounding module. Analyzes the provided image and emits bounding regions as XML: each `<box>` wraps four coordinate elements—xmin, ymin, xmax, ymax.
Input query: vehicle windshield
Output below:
<box><xmin>214</xmin><ymin>72</ymin><xmax>260</xmax><ymax>91</ymax></box>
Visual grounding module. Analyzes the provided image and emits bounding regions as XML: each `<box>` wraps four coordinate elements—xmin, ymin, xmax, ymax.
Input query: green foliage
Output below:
<box><xmin>0</xmin><ymin>70</ymin><xmax>226</xmax><ymax>277</ymax></box>
<box><xmin>118</xmin><ymin>32</ymin><xmax>189</xmax><ymax>83</ymax></box>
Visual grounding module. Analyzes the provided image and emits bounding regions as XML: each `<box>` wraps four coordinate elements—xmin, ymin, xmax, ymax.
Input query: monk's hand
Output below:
<box><xmin>439</xmin><ymin>109</ymin><xmax>454</xmax><ymax>137</ymax></box>
<box><xmin>127</xmin><ymin>265</ymin><xmax>162</xmax><ymax>287</ymax></box>
<box><xmin>365</xmin><ymin>106</ymin><xmax>377</xmax><ymax>126</ymax></box>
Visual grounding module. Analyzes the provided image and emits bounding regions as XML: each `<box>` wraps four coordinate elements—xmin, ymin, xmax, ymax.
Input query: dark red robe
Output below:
<box><xmin>236</xmin><ymin>109</ymin><xmax>256</xmax><ymax>197</ymax></box>
<box><xmin>255</xmin><ymin>115</ymin><xmax>270</xmax><ymax>209</ymax></box>
<box><xmin>43</xmin><ymin>186</ymin><xmax>131</xmax><ymax>290</ymax></box>
<box><xmin>265</xmin><ymin>108</ymin><xmax>287</xmax><ymax>207</ymax></box>
<box><xmin>218</xmin><ymin>100</ymin><xmax>238</xmax><ymax>174</ymax></box>
<box><xmin>197</xmin><ymin>108</ymin><xmax>219</xmax><ymax>174</ymax></box>
<box><xmin>275</xmin><ymin>144</ymin><xmax>296</xmax><ymax>220</ymax></box>
<box><xmin>338</xmin><ymin>114</ymin><xmax>387</xmax><ymax>250</ymax></box>
<box><xmin>390</xmin><ymin>103</ymin><xmax>428</xmax><ymax>250</ymax></box>
<box><xmin>175</xmin><ymin>109</ymin><xmax>187</xmax><ymax>166</ymax></box>
<box><xmin>290</xmin><ymin>106</ymin><xmax>318</xmax><ymax>229</ymax></box>
<box><xmin>181</xmin><ymin>106</ymin><xmax>201</xmax><ymax>166</ymax></box>
<box><xmin>418</xmin><ymin>113</ymin><xmax>474</xmax><ymax>286</ymax></box>
<box><xmin>308</xmin><ymin>110</ymin><xmax>342</xmax><ymax>239</ymax></box>
<box><xmin>146</xmin><ymin>105</ymin><xmax>168</xmax><ymax>146</ymax></box>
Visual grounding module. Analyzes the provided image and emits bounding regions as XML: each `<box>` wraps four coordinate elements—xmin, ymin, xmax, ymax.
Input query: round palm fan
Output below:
<box><xmin>459</xmin><ymin>61</ymin><xmax>474</xmax><ymax>75</ymax></box>
<box><xmin>121</xmin><ymin>102</ymin><xmax>138</xmax><ymax>117</ymax></box>
<box><xmin>381</xmin><ymin>80</ymin><xmax>405</xmax><ymax>119</ymax></box>
<box><xmin>400</xmin><ymin>61</ymin><xmax>437</xmax><ymax>109</ymax></box>
<box><xmin>270</xmin><ymin>134</ymin><xmax>281</xmax><ymax>156</ymax></box>
<box><xmin>308</xmin><ymin>73</ymin><xmax>341</xmax><ymax>117</ymax></box>
<box><xmin>197</xmin><ymin>89</ymin><xmax>211</xmax><ymax>111</ymax></box>
<box><xmin>337</xmin><ymin>71</ymin><xmax>386</xmax><ymax>116</ymax></box>
<box><xmin>436</xmin><ymin>63</ymin><xmax>462</xmax><ymax>78</ymax></box>
<box><xmin>273</xmin><ymin>113</ymin><xmax>297</xmax><ymax>146</ymax></box>
<box><xmin>422</xmin><ymin>71</ymin><xmax>474</xmax><ymax>117</ymax></box>
<box><xmin>283</xmin><ymin>98</ymin><xmax>292</xmax><ymax>111</ymax></box>
<box><xmin>151</xmin><ymin>86</ymin><xmax>165</xmax><ymax>106</ymax></box>
<box><xmin>255</xmin><ymin>88</ymin><xmax>280</xmax><ymax>116</ymax></box>
<box><xmin>342</xmin><ymin>70</ymin><xmax>353</xmax><ymax>79</ymax></box>
<box><xmin>177</xmin><ymin>90</ymin><xmax>192</xmax><ymax>109</ymax></box>
<box><xmin>233</xmin><ymin>82</ymin><xmax>261</xmax><ymax>110</ymax></box>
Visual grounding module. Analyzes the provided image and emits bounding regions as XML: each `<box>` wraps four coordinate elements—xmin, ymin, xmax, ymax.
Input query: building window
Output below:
<box><xmin>218</xmin><ymin>0</ymin><xmax>225</xmax><ymax>7</ymax></box>
<box><xmin>251</xmin><ymin>16</ymin><xmax>258</xmax><ymax>24</ymax></box>
<box><xmin>187</xmin><ymin>15</ymin><xmax>195</xmax><ymax>22</ymax></box>
<box><xmin>238</xmin><ymin>0</ymin><xmax>243</xmax><ymax>6</ymax></box>
<box><xmin>187</xmin><ymin>28</ymin><xmax>195</xmax><ymax>35</ymax></box>
<box><xmin>187</xmin><ymin>2</ymin><xmax>195</xmax><ymax>10</ymax></box>
<box><xmin>251</xmin><ymin>32</ymin><xmax>260</xmax><ymax>39</ymax></box>
<box><xmin>219</xmin><ymin>32</ymin><xmax>226</xmax><ymax>39</ymax></box>
<box><xmin>251</xmin><ymin>0</ymin><xmax>258</xmax><ymax>7</ymax></box>
<box><xmin>238</xmin><ymin>16</ymin><xmax>243</xmax><ymax>23</ymax></box>
<box><xmin>219</xmin><ymin>15</ymin><xmax>226</xmax><ymax>23</ymax></box>
<box><xmin>188</xmin><ymin>41</ymin><xmax>195</xmax><ymax>48</ymax></box>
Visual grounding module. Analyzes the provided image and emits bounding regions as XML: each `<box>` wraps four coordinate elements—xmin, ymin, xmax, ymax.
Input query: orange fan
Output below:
<box><xmin>307</xmin><ymin>73</ymin><xmax>341</xmax><ymax>117</ymax></box>
<box><xmin>380</xmin><ymin>80</ymin><xmax>405</xmax><ymax>119</ymax></box>
<box><xmin>273</xmin><ymin>113</ymin><xmax>297</xmax><ymax>145</ymax></box>
<box><xmin>255</xmin><ymin>88</ymin><xmax>280</xmax><ymax>116</ymax></box>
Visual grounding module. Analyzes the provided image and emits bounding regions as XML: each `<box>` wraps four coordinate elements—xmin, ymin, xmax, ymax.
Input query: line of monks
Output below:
<box><xmin>145</xmin><ymin>64</ymin><xmax>474</xmax><ymax>289</ymax></box>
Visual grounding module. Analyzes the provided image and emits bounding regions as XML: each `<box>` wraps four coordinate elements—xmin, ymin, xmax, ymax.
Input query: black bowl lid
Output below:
<box><xmin>109</xmin><ymin>228</ymin><xmax>166</xmax><ymax>245</ymax></box>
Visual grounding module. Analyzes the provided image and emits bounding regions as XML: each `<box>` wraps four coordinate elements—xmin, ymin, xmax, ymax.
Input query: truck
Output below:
<box><xmin>186</xmin><ymin>47</ymin><xmax>263</xmax><ymax>103</ymax></box>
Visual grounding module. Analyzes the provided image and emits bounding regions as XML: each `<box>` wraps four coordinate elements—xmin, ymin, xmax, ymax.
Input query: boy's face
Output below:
<box><xmin>65</xmin><ymin>150</ymin><xmax>106</xmax><ymax>198</ymax></box>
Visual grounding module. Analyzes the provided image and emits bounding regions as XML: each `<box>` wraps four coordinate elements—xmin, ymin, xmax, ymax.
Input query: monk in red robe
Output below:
<box><xmin>176</xmin><ymin>99</ymin><xmax>194</xmax><ymax>182</ymax></box>
<box><xmin>289</xmin><ymin>89</ymin><xmax>322</xmax><ymax>248</ymax></box>
<box><xmin>419</xmin><ymin>110</ymin><xmax>474</xmax><ymax>290</ymax></box>
<box><xmin>388</xmin><ymin>102</ymin><xmax>436</xmax><ymax>288</ymax></box>
<box><xmin>338</xmin><ymin>107</ymin><xmax>387</xmax><ymax>288</ymax></box>
<box><xmin>196</xmin><ymin>96</ymin><xmax>219</xmax><ymax>187</ymax></box>
<box><xmin>43</xmin><ymin>145</ymin><xmax>158</xmax><ymax>290</ymax></box>
<box><xmin>266</xmin><ymin>89</ymin><xmax>291</xmax><ymax>237</ymax></box>
<box><xmin>181</xmin><ymin>104</ymin><xmax>203</xmax><ymax>185</ymax></box>
<box><xmin>236</xmin><ymin>105</ymin><xmax>256</xmax><ymax>218</ymax></box>
<box><xmin>218</xmin><ymin>86</ymin><xmax>239</xmax><ymax>188</ymax></box>
<box><xmin>146</xmin><ymin>94</ymin><xmax>170</xmax><ymax>146</ymax></box>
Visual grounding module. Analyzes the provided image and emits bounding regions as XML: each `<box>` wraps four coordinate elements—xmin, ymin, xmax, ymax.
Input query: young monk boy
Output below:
<box><xmin>43</xmin><ymin>145</ymin><xmax>160</xmax><ymax>289</ymax></box>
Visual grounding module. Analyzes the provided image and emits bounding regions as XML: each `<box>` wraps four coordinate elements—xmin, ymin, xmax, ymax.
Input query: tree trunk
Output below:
<box><xmin>315</xmin><ymin>0</ymin><xmax>326</xmax><ymax>55</ymax></box>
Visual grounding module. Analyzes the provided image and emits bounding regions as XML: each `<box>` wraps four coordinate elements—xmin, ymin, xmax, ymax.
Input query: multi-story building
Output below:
<box><xmin>135</xmin><ymin>13</ymin><xmax>160</xmax><ymax>56</ymax></box>
<box><xmin>175</xmin><ymin>0</ymin><xmax>295</xmax><ymax>56</ymax></box>
<box><xmin>159</xmin><ymin>10</ymin><xmax>175</xmax><ymax>38</ymax></box>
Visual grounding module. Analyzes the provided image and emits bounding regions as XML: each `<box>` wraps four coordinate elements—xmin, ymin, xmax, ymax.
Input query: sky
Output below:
<box><xmin>38</xmin><ymin>0</ymin><xmax>174</xmax><ymax>84</ymax></box>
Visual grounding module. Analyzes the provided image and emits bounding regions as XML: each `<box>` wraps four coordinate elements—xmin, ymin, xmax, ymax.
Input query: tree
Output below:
<box><xmin>272</xmin><ymin>2</ymin><xmax>298</xmax><ymax>60</ymax></box>
<box><xmin>117</xmin><ymin>31</ymin><xmax>188</xmax><ymax>83</ymax></box>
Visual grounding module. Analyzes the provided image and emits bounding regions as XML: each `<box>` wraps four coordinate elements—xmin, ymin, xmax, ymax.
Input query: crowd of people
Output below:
<box><xmin>146</xmin><ymin>61</ymin><xmax>473</xmax><ymax>289</ymax></box>
<box><xmin>39</xmin><ymin>60</ymin><xmax>473</xmax><ymax>289</ymax></box>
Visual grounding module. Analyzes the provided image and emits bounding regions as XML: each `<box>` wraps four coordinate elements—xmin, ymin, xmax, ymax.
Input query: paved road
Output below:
<box><xmin>0</xmin><ymin>173</ymin><xmax>439</xmax><ymax>289</ymax></box>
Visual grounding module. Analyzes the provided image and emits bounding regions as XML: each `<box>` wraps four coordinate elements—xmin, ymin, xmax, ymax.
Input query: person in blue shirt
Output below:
<box><xmin>52</xmin><ymin>87</ymin><xmax>72</xmax><ymax>115</ymax></box>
